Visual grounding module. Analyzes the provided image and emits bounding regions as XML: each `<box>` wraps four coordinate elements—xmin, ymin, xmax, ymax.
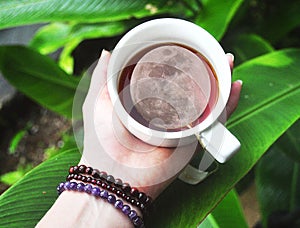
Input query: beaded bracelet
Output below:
<box><xmin>68</xmin><ymin>165</ymin><xmax>152</xmax><ymax>210</ymax></box>
<box><xmin>57</xmin><ymin>181</ymin><xmax>145</xmax><ymax>228</ymax></box>
<box><xmin>66</xmin><ymin>173</ymin><xmax>149</xmax><ymax>214</ymax></box>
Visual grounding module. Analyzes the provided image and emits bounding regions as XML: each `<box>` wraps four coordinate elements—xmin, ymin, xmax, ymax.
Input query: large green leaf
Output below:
<box><xmin>0</xmin><ymin>149</ymin><xmax>80</xmax><ymax>227</ymax></box>
<box><xmin>0</xmin><ymin>49</ymin><xmax>300</xmax><ymax>227</ymax></box>
<box><xmin>199</xmin><ymin>189</ymin><xmax>248</xmax><ymax>228</ymax></box>
<box><xmin>256</xmin><ymin>121</ymin><xmax>300</xmax><ymax>227</ymax></box>
<box><xmin>195</xmin><ymin>0</ymin><xmax>244</xmax><ymax>40</ymax></box>
<box><xmin>148</xmin><ymin>49</ymin><xmax>300</xmax><ymax>227</ymax></box>
<box><xmin>0</xmin><ymin>0</ymin><xmax>181</xmax><ymax>29</ymax></box>
<box><xmin>210</xmin><ymin>189</ymin><xmax>248</xmax><ymax>227</ymax></box>
<box><xmin>30</xmin><ymin>21</ymin><xmax>132</xmax><ymax>54</ymax></box>
<box><xmin>275</xmin><ymin>120</ymin><xmax>300</xmax><ymax>163</ymax></box>
<box><xmin>0</xmin><ymin>45</ymin><xmax>79</xmax><ymax>118</ymax></box>
<box><xmin>30</xmin><ymin>21</ymin><xmax>134</xmax><ymax>74</ymax></box>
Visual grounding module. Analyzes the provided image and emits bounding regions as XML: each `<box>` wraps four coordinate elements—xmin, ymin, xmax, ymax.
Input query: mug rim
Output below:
<box><xmin>107</xmin><ymin>18</ymin><xmax>231</xmax><ymax>144</ymax></box>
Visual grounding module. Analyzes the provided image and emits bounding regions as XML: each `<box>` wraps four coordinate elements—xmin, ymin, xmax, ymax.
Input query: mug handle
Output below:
<box><xmin>178</xmin><ymin>121</ymin><xmax>240</xmax><ymax>184</ymax></box>
<box><xmin>200</xmin><ymin>121</ymin><xmax>240</xmax><ymax>163</ymax></box>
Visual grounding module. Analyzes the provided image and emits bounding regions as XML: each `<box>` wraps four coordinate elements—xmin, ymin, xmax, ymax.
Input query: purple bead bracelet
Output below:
<box><xmin>57</xmin><ymin>181</ymin><xmax>144</xmax><ymax>228</ymax></box>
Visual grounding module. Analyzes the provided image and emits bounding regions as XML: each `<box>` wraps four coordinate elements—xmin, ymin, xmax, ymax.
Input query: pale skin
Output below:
<box><xmin>37</xmin><ymin>51</ymin><xmax>242</xmax><ymax>228</ymax></box>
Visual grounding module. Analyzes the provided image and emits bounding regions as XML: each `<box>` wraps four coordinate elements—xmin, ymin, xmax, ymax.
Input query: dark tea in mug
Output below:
<box><xmin>118</xmin><ymin>43</ymin><xmax>219</xmax><ymax>132</ymax></box>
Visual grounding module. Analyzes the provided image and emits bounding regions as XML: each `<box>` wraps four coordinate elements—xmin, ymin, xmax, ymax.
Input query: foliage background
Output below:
<box><xmin>0</xmin><ymin>0</ymin><xmax>299</xmax><ymax>227</ymax></box>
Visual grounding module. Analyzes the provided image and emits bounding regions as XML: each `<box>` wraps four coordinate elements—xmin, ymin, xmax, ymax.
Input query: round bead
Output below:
<box><xmin>145</xmin><ymin>197</ymin><xmax>152</xmax><ymax>206</ymax></box>
<box><xmin>128</xmin><ymin>210</ymin><xmax>137</xmax><ymax>219</ymax></box>
<box><xmin>114</xmin><ymin>178</ymin><xmax>123</xmax><ymax>187</ymax></box>
<box><xmin>107</xmin><ymin>194</ymin><xmax>116</xmax><ymax>204</ymax></box>
<box><xmin>135</xmin><ymin>201</ymin><xmax>140</xmax><ymax>207</ymax></box>
<box><xmin>106</xmin><ymin>185</ymin><xmax>111</xmax><ymax>191</ymax></box>
<box><xmin>64</xmin><ymin>181</ymin><xmax>71</xmax><ymax>190</ymax></box>
<box><xmin>72</xmin><ymin>165</ymin><xmax>79</xmax><ymax>174</ymax></box>
<box><xmin>81</xmin><ymin>176</ymin><xmax>87</xmax><ymax>182</ymax></box>
<box><xmin>106</xmin><ymin>175</ymin><xmax>115</xmax><ymax>184</ymax></box>
<box><xmin>116</xmin><ymin>190</ymin><xmax>123</xmax><ymax>197</ymax></box>
<box><xmin>69</xmin><ymin>182</ymin><xmax>77</xmax><ymax>190</ymax></box>
<box><xmin>78</xmin><ymin>165</ymin><xmax>87</xmax><ymax>173</ymax></box>
<box><xmin>91</xmin><ymin>187</ymin><xmax>101</xmax><ymax>197</ymax></box>
<box><xmin>100</xmin><ymin>190</ymin><xmax>108</xmax><ymax>199</ymax></box>
<box><xmin>77</xmin><ymin>183</ymin><xmax>85</xmax><ymax>192</ymax></box>
<box><xmin>66</xmin><ymin>174</ymin><xmax>71</xmax><ymax>181</ymax></box>
<box><xmin>101</xmin><ymin>183</ymin><xmax>107</xmax><ymax>189</ymax></box>
<box><xmin>69</xmin><ymin>166</ymin><xmax>74</xmax><ymax>174</ymax></box>
<box><xmin>91</xmin><ymin>169</ymin><xmax>100</xmax><ymax>179</ymax></box>
<box><xmin>73</xmin><ymin>174</ymin><xmax>78</xmax><ymax>179</ymax></box>
<box><xmin>139</xmin><ymin>203</ymin><xmax>145</xmax><ymax>211</ymax></box>
<box><xmin>122</xmin><ymin>183</ymin><xmax>131</xmax><ymax>194</ymax></box>
<box><xmin>86</xmin><ymin>177</ymin><xmax>92</xmax><ymax>183</ymax></box>
<box><xmin>85</xmin><ymin>166</ymin><xmax>93</xmax><ymax>175</ymax></box>
<box><xmin>125</xmin><ymin>196</ymin><xmax>131</xmax><ymax>202</ymax></box>
<box><xmin>130</xmin><ymin>187</ymin><xmax>139</xmax><ymax>198</ymax></box>
<box><xmin>122</xmin><ymin>205</ymin><xmax>131</xmax><ymax>215</ymax></box>
<box><xmin>91</xmin><ymin>179</ymin><xmax>97</xmax><ymax>185</ymax></box>
<box><xmin>130</xmin><ymin>198</ymin><xmax>136</xmax><ymax>205</ymax></box>
<box><xmin>99</xmin><ymin>171</ymin><xmax>107</xmax><ymax>180</ymax></box>
<box><xmin>114</xmin><ymin>199</ymin><xmax>123</xmax><ymax>209</ymax></box>
<box><xmin>96</xmin><ymin>180</ymin><xmax>102</xmax><ymax>186</ymax></box>
<box><xmin>57</xmin><ymin>182</ymin><xmax>65</xmax><ymax>194</ymax></box>
<box><xmin>111</xmin><ymin>187</ymin><xmax>117</xmax><ymax>194</ymax></box>
<box><xmin>133</xmin><ymin>216</ymin><xmax>143</xmax><ymax>227</ymax></box>
<box><xmin>138</xmin><ymin>192</ymin><xmax>147</xmax><ymax>203</ymax></box>
<box><xmin>77</xmin><ymin>174</ymin><xmax>83</xmax><ymax>181</ymax></box>
<box><xmin>84</xmin><ymin>184</ymin><xmax>93</xmax><ymax>194</ymax></box>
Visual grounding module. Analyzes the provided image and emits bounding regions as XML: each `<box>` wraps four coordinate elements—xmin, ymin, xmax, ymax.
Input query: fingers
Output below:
<box><xmin>218</xmin><ymin>53</ymin><xmax>242</xmax><ymax>123</ymax></box>
<box><xmin>83</xmin><ymin>50</ymin><xmax>111</xmax><ymax>108</ymax></box>
<box><xmin>225</xmin><ymin>52</ymin><xmax>242</xmax><ymax>117</ymax></box>
<box><xmin>226</xmin><ymin>80</ymin><xmax>243</xmax><ymax>117</ymax></box>
<box><xmin>88</xmin><ymin>50</ymin><xmax>111</xmax><ymax>97</ymax></box>
<box><xmin>226</xmin><ymin>53</ymin><xmax>234</xmax><ymax>73</ymax></box>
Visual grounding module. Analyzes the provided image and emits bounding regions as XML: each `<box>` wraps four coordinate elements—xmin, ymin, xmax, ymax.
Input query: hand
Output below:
<box><xmin>80</xmin><ymin>50</ymin><xmax>242</xmax><ymax>199</ymax></box>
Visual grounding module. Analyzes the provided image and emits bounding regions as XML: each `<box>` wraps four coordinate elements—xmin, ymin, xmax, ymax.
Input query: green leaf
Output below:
<box><xmin>0</xmin><ymin>49</ymin><xmax>300</xmax><ymax>227</ymax></box>
<box><xmin>199</xmin><ymin>214</ymin><xmax>220</xmax><ymax>228</ymax></box>
<box><xmin>0</xmin><ymin>149</ymin><xmax>80</xmax><ymax>227</ymax></box>
<box><xmin>210</xmin><ymin>189</ymin><xmax>248</xmax><ymax>228</ymax></box>
<box><xmin>225</xmin><ymin>33</ymin><xmax>274</xmax><ymax>65</ymax></box>
<box><xmin>0</xmin><ymin>0</ymin><xmax>180</xmax><ymax>30</ymax></box>
<box><xmin>255</xmin><ymin>124</ymin><xmax>300</xmax><ymax>227</ymax></box>
<box><xmin>148</xmin><ymin>49</ymin><xmax>300</xmax><ymax>227</ymax></box>
<box><xmin>30</xmin><ymin>21</ymin><xmax>131</xmax><ymax>54</ymax></box>
<box><xmin>8</xmin><ymin>130</ymin><xmax>27</xmax><ymax>154</ymax></box>
<box><xmin>199</xmin><ymin>189</ymin><xmax>247</xmax><ymax>228</ymax></box>
<box><xmin>198</xmin><ymin>189</ymin><xmax>248</xmax><ymax>228</ymax></box>
<box><xmin>0</xmin><ymin>45</ymin><xmax>79</xmax><ymax>118</ymax></box>
<box><xmin>275</xmin><ymin>120</ymin><xmax>300</xmax><ymax>163</ymax></box>
<box><xmin>194</xmin><ymin>0</ymin><xmax>244</xmax><ymax>40</ymax></box>
<box><xmin>0</xmin><ymin>164</ymin><xmax>33</xmax><ymax>186</ymax></box>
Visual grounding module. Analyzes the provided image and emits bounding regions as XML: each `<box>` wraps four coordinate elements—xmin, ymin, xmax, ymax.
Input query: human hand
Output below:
<box><xmin>79</xmin><ymin>50</ymin><xmax>242</xmax><ymax>199</ymax></box>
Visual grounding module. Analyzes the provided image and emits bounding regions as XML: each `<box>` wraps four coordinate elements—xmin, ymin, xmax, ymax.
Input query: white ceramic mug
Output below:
<box><xmin>107</xmin><ymin>18</ymin><xmax>240</xmax><ymax>165</ymax></box>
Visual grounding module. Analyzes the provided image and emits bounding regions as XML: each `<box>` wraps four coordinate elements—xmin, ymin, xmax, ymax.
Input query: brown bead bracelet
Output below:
<box><xmin>68</xmin><ymin>165</ymin><xmax>152</xmax><ymax>214</ymax></box>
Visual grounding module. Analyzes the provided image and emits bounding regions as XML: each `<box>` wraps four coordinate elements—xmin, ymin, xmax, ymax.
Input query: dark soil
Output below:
<box><xmin>0</xmin><ymin>94</ymin><xmax>71</xmax><ymax>194</ymax></box>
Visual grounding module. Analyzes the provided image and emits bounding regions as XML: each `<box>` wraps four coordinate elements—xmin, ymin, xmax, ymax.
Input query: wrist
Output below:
<box><xmin>37</xmin><ymin>190</ymin><xmax>133</xmax><ymax>228</ymax></box>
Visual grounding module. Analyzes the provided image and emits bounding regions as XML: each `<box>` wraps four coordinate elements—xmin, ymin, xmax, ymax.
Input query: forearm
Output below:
<box><xmin>36</xmin><ymin>191</ymin><xmax>133</xmax><ymax>228</ymax></box>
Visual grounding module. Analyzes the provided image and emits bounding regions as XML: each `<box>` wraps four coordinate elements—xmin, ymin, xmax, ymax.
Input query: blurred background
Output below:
<box><xmin>0</xmin><ymin>0</ymin><xmax>299</xmax><ymax>227</ymax></box>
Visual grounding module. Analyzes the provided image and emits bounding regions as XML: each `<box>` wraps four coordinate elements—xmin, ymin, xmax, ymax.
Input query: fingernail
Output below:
<box><xmin>236</xmin><ymin>79</ymin><xmax>243</xmax><ymax>85</ymax></box>
<box><xmin>227</xmin><ymin>53</ymin><xmax>235</xmax><ymax>62</ymax></box>
<box><xmin>100</xmin><ymin>49</ymin><xmax>109</xmax><ymax>58</ymax></box>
